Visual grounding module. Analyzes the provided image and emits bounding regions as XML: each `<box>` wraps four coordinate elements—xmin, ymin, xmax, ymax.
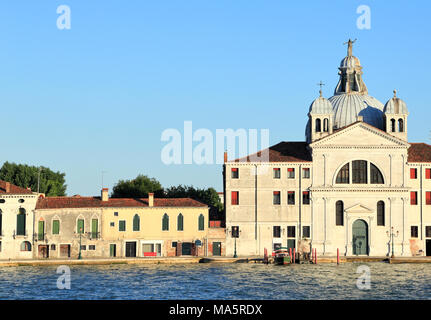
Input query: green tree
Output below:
<box><xmin>0</xmin><ymin>162</ymin><xmax>67</xmax><ymax>196</ymax></box>
<box><xmin>111</xmin><ymin>174</ymin><xmax>164</xmax><ymax>198</ymax></box>
<box><xmin>164</xmin><ymin>185</ymin><xmax>223</xmax><ymax>219</ymax></box>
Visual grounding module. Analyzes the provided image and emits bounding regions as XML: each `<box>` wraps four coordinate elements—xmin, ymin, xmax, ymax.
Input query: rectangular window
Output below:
<box><xmin>411</xmin><ymin>226</ymin><xmax>418</xmax><ymax>238</ymax></box>
<box><xmin>426</xmin><ymin>168</ymin><xmax>431</xmax><ymax>179</ymax></box>
<box><xmin>287</xmin><ymin>168</ymin><xmax>295</xmax><ymax>179</ymax></box>
<box><xmin>172</xmin><ymin>242</ymin><xmax>177</xmax><ymax>248</ymax></box>
<box><xmin>287</xmin><ymin>226</ymin><xmax>296</xmax><ymax>238</ymax></box>
<box><xmin>51</xmin><ymin>244</ymin><xmax>56</xmax><ymax>251</ymax></box>
<box><xmin>302</xmin><ymin>168</ymin><xmax>310</xmax><ymax>178</ymax></box>
<box><xmin>273</xmin><ymin>226</ymin><xmax>281</xmax><ymax>238</ymax></box>
<box><xmin>38</xmin><ymin>221</ymin><xmax>44</xmax><ymax>241</ymax></box>
<box><xmin>231</xmin><ymin>191</ymin><xmax>239</xmax><ymax>205</ymax></box>
<box><xmin>411</xmin><ymin>191</ymin><xmax>418</xmax><ymax>205</ymax></box>
<box><xmin>110</xmin><ymin>222</ymin><xmax>115</xmax><ymax>227</ymax></box>
<box><xmin>426</xmin><ymin>226</ymin><xmax>431</xmax><ymax>238</ymax></box>
<box><xmin>273</xmin><ymin>191</ymin><xmax>281</xmax><ymax>205</ymax></box>
<box><xmin>231</xmin><ymin>168</ymin><xmax>239</xmax><ymax>179</ymax></box>
<box><xmin>352</xmin><ymin>160</ymin><xmax>367</xmax><ymax>184</ymax></box>
<box><xmin>119</xmin><ymin>220</ymin><xmax>126</xmax><ymax>232</ymax></box>
<box><xmin>410</xmin><ymin>168</ymin><xmax>417</xmax><ymax>179</ymax></box>
<box><xmin>302</xmin><ymin>191</ymin><xmax>310</xmax><ymax>205</ymax></box>
<box><xmin>287</xmin><ymin>191</ymin><xmax>295</xmax><ymax>205</ymax></box>
<box><xmin>427</xmin><ymin>192</ymin><xmax>431</xmax><ymax>205</ymax></box>
<box><xmin>303</xmin><ymin>226</ymin><xmax>310</xmax><ymax>238</ymax></box>
<box><xmin>81</xmin><ymin>245</ymin><xmax>86</xmax><ymax>251</ymax></box>
<box><xmin>114</xmin><ymin>212</ymin><xmax>118</xmax><ymax>216</ymax></box>
<box><xmin>77</xmin><ymin>219</ymin><xmax>84</xmax><ymax>234</ymax></box>
<box><xmin>52</xmin><ymin>220</ymin><xmax>60</xmax><ymax>235</ymax></box>
<box><xmin>273</xmin><ymin>168</ymin><xmax>281</xmax><ymax>179</ymax></box>
<box><xmin>89</xmin><ymin>245</ymin><xmax>96</xmax><ymax>251</ymax></box>
<box><xmin>273</xmin><ymin>243</ymin><xmax>281</xmax><ymax>251</ymax></box>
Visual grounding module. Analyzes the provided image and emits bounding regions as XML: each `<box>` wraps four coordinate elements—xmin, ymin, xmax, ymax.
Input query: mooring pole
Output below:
<box><xmin>337</xmin><ymin>248</ymin><xmax>340</xmax><ymax>265</ymax></box>
<box><xmin>293</xmin><ymin>248</ymin><xmax>296</xmax><ymax>264</ymax></box>
<box><xmin>289</xmin><ymin>248</ymin><xmax>292</xmax><ymax>263</ymax></box>
<box><xmin>314</xmin><ymin>248</ymin><xmax>317</xmax><ymax>264</ymax></box>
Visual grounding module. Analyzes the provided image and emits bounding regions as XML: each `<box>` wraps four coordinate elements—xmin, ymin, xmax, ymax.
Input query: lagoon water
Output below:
<box><xmin>0</xmin><ymin>262</ymin><xmax>430</xmax><ymax>300</ymax></box>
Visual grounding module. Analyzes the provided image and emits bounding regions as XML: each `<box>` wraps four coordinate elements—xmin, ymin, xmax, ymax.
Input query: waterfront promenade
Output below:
<box><xmin>2</xmin><ymin>255</ymin><xmax>431</xmax><ymax>267</ymax></box>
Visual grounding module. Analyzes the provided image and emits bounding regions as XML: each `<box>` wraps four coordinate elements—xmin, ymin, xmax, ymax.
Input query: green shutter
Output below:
<box><xmin>77</xmin><ymin>219</ymin><xmax>84</xmax><ymax>234</ymax></box>
<box><xmin>162</xmin><ymin>214</ymin><xmax>169</xmax><ymax>231</ymax></box>
<box><xmin>119</xmin><ymin>220</ymin><xmax>126</xmax><ymax>232</ymax></box>
<box><xmin>133</xmin><ymin>214</ymin><xmax>140</xmax><ymax>231</ymax></box>
<box><xmin>177</xmin><ymin>214</ymin><xmax>183</xmax><ymax>231</ymax></box>
<box><xmin>198</xmin><ymin>214</ymin><xmax>204</xmax><ymax>231</ymax></box>
<box><xmin>38</xmin><ymin>221</ymin><xmax>44</xmax><ymax>240</ymax></box>
<box><xmin>17</xmin><ymin>210</ymin><xmax>26</xmax><ymax>236</ymax></box>
<box><xmin>52</xmin><ymin>220</ymin><xmax>60</xmax><ymax>234</ymax></box>
<box><xmin>92</xmin><ymin>219</ymin><xmax>98</xmax><ymax>238</ymax></box>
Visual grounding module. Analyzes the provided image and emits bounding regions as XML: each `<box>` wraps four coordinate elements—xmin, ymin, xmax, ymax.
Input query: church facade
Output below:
<box><xmin>224</xmin><ymin>40</ymin><xmax>431</xmax><ymax>257</ymax></box>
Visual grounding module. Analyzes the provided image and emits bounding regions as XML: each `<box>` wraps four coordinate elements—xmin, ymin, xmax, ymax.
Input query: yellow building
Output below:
<box><xmin>100</xmin><ymin>190</ymin><xmax>209</xmax><ymax>258</ymax></box>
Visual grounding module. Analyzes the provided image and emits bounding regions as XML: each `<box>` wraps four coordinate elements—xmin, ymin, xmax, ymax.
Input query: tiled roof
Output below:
<box><xmin>0</xmin><ymin>180</ymin><xmax>33</xmax><ymax>194</ymax></box>
<box><xmin>231</xmin><ymin>142</ymin><xmax>311</xmax><ymax>163</ymax></box>
<box><xmin>408</xmin><ymin>143</ymin><xmax>431</xmax><ymax>162</ymax></box>
<box><xmin>36</xmin><ymin>196</ymin><xmax>207</xmax><ymax>209</ymax></box>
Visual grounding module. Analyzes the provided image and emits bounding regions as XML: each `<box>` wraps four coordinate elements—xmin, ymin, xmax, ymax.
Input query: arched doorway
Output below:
<box><xmin>352</xmin><ymin>219</ymin><xmax>369</xmax><ymax>255</ymax></box>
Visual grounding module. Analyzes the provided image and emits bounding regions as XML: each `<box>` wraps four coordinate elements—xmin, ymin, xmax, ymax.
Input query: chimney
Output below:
<box><xmin>224</xmin><ymin>151</ymin><xmax>228</xmax><ymax>163</ymax></box>
<box><xmin>148</xmin><ymin>193</ymin><xmax>154</xmax><ymax>207</ymax></box>
<box><xmin>101</xmin><ymin>188</ymin><xmax>109</xmax><ymax>202</ymax></box>
<box><xmin>5</xmin><ymin>182</ymin><xmax>10</xmax><ymax>193</ymax></box>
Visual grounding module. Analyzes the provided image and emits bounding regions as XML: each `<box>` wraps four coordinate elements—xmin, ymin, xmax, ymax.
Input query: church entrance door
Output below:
<box><xmin>352</xmin><ymin>219</ymin><xmax>368</xmax><ymax>255</ymax></box>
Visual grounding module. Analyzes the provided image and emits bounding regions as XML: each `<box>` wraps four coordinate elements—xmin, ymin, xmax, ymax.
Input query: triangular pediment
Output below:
<box><xmin>344</xmin><ymin>203</ymin><xmax>373</xmax><ymax>214</ymax></box>
<box><xmin>310</xmin><ymin>122</ymin><xmax>410</xmax><ymax>148</ymax></box>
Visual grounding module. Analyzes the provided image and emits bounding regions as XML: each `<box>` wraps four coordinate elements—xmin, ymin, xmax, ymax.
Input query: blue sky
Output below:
<box><xmin>0</xmin><ymin>0</ymin><xmax>430</xmax><ymax>196</ymax></box>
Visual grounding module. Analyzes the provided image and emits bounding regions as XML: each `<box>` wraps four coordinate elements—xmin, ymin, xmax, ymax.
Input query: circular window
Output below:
<box><xmin>0</xmin><ymin>199</ymin><xmax>5</xmax><ymax>203</ymax></box>
<box><xmin>18</xmin><ymin>199</ymin><xmax>24</xmax><ymax>203</ymax></box>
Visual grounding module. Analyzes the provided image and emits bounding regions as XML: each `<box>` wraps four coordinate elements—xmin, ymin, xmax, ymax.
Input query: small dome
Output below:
<box><xmin>383</xmin><ymin>91</ymin><xmax>408</xmax><ymax>114</ymax></box>
<box><xmin>308</xmin><ymin>96</ymin><xmax>334</xmax><ymax>115</ymax></box>
<box><xmin>340</xmin><ymin>55</ymin><xmax>361</xmax><ymax>69</ymax></box>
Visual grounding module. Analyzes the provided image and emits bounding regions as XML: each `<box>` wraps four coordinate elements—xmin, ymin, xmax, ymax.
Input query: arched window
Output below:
<box><xmin>391</xmin><ymin>119</ymin><xmax>396</xmax><ymax>132</ymax></box>
<box><xmin>133</xmin><ymin>214</ymin><xmax>140</xmax><ymax>231</ymax></box>
<box><xmin>315</xmin><ymin>119</ymin><xmax>321</xmax><ymax>132</ymax></box>
<box><xmin>398</xmin><ymin>119</ymin><xmax>404</xmax><ymax>132</ymax></box>
<box><xmin>323</xmin><ymin>118</ymin><xmax>329</xmax><ymax>132</ymax></box>
<box><xmin>352</xmin><ymin>160</ymin><xmax>367</xmax><ymax>184</ymax></box>
<box><xmin>20</xmin><ymin>241</ymin><xmax>31</xmax><ymax>251</ymax></box>
<box><xmin>162</xmin><ymin>214</ymin><xmax>169</xmax><ymax>231</ymax></box>
<box><xmin>77</xmin><ymin>219</ymin><xmax>84</xmax><ymax>234</ymax></box>
<box><xmin>336</xmin><ymin>163</ymin><xmax>349</xmax><ymax>184</ymax></box>
<box><xmin>336</xmin><ymin>201</ymin><xmax>344</xmax><ymax>226</ymax></box>
<box><xmin>177</xmin><ymin>213</ymin><xmax>184</xmax><ymax>231</ymax></box>
<box><xmin>377</xmin><ymin>201</ymin><xmax>385</xmax><ymax>226</ymax></box>
<box><xmin>16</xmin><ymin>208</ymin><xmax>26</xmax><ymax>236</ymax></box>
<box><xmin>198</xmin><ymin>214</ymin><xmax>205</xmax><ymax>231</ymax></box>
<box><xmin>370</xmin><ymin>163</ymin><xmax>384</xmax><ymax>184</ymax></box>
<box><xmin>52</xmin><ymin>219</ymin><xmax>60</xmax><ymax>235</ymax></box>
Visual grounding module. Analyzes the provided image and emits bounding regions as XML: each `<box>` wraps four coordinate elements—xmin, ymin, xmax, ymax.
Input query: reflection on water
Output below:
<box><xmin>0</xmin><ymin>262</ymin><xmax>430</xmax><ymax>300</ymax></box>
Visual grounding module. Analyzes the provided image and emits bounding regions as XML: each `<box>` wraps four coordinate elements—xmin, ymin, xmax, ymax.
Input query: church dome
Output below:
<box><xmin>308</xmin><ymin>95</ymin><xmax>334</xmax><ymax>115</ymax></box>
<box><xmin>340</xmin><ymin>55</ymin><xmax>361</xmax><ymax>69</ymax></box>
<box><xmin>329</xmin><ymin>94</ymin><xmax>384</xmax><ymax>129</ymax></box>
<box><xmin>383</xmin><ymin>91</ymin><xmax>408</xmax><ymax>115</ymax></box>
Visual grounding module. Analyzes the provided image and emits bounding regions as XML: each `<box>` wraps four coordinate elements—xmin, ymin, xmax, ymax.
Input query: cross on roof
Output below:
<box><xmin>317</xmin><ymin>81</ymin><xmax>325</xmax><ymax>97</ymax></box>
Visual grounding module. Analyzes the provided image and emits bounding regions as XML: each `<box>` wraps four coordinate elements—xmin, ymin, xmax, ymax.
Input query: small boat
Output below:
<box><xmin>274</xmin><ymin>247</ymin><xmax>292</xmax><ymax>265</ymax></box>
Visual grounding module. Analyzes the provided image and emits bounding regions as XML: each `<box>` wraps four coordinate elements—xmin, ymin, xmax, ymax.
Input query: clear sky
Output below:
<box><xmin>0</xmin><ymin>0</ymin><xmax>430</xmax><ymax>196</ymax></box>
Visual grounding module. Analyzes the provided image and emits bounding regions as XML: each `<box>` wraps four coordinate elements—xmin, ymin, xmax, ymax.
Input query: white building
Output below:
<box><xmin>0</xmin><ymin>180</ymin><xmax>40</xmax><ymax>259</ymax></box>
<box><xmin>224</xmin><ymin>40</ymin><xmax>431</xmax><ymax>257</ymax></box>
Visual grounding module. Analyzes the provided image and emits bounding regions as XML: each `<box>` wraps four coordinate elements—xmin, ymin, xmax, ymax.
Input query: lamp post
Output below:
<box><xmin>231</xmin><ymin>226</ymin><xmax>240</xmax><ymax>258</ymax></box>
<box><xmin>78</xmin><ymin>227</ymin><xmax>82</xmax><ymax>260</ymax></box>
<box><xmin>386</xmin><ymin>226</ymin><xmax>399</xmax><ymax>258</ymax></box>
